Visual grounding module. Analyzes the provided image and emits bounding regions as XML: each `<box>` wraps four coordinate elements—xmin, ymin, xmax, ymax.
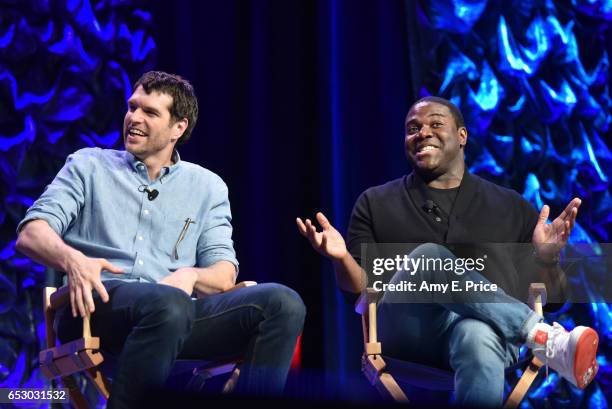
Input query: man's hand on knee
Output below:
<box><xmin>65</xmin><ymin>252</ymin><xmax>124</xmax><ymax>317</ymax></box>
<box><xmin>159</xmin><ymin>267</ymin><xmax>198</xmax><ymax>296</ymax></box>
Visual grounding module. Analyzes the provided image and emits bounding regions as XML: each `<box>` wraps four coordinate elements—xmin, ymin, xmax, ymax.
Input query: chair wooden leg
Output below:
<box><xmin>62</xmin><ymin>375</ymin><xmax>89</xmax><ymax>409</ymax></box>
<box><xmin>222</xmin><ymin>367</ymin><xmax>240</xmax><ymax>394</ymax></box>
<box><xmin>85</xmin><ymin>367</ymin><xmax>111</xmax><ymax>399</ymax></box>
<box><xmin>376</xmin><ymin>372</ymin><xmax>409</xmax><ymax>402</ymax></box>
<box><xmin>503</xmin><ymin>357</ymin><xmax>543</xmax><ymax>409</ymax></box>
<box><xmin>362</xmin><ymin>355</ymin><xmax>409</xmax><ymax>403</ymax></box>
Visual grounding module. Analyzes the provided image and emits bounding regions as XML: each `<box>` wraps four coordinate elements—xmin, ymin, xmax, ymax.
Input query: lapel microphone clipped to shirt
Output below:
<box><xmin>138</xmin><ymin>184</ymin><xmax>159</xmax><ymax>201</ymax></box>
<box><xmin>423</xmin><ymin>199</ymin><xmax>444</xmax><ymax>223</ymax></box>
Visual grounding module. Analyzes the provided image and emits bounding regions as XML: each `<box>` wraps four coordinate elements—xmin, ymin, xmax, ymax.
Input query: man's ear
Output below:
<box><xmin>172</xmin><ymin>118</ymin><xmax>189</xmax><ymax>142</ymax></box>
<box><xmin>458</xmin><ymin>127</ymin><xmax>468</xmax><ymax>148</ymax></box>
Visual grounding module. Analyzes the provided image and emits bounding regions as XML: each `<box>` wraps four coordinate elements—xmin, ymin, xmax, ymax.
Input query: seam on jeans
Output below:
<box><xmin>191</xmin><ymin>303</ymin><xmax>265</xmax><ymax>323</ymax></box>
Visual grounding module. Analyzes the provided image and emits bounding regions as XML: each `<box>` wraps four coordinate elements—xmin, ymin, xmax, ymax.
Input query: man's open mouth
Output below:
<box><xmin>127</xmin><ymin>127</ymin><xmax>147</xmax><ymax>137</ymax></box>
<box><xmin>416</xmin><ymin>145</ymin><xmax>439</xmax><ymax>153</ymax></box>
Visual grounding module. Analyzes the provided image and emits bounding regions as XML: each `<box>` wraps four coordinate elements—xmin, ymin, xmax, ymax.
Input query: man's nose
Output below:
<box><xmin>128</xmin><ymin>109</ymin><xmax>144</xmax><ymax>123</ymax></box>
<box><xmin>419</xmin><ymin>125</ymin><xmax>433</xmax><ymax>137</ymax></box>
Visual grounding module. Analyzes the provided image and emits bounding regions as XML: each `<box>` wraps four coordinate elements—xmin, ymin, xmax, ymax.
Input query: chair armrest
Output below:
<box><xmin>528</xmin><ymin>283</ymin><xmax>547</xmax><ymax>316</ymax></box>
<box><xmin>49</xmin><ymin>285</ymin><xmax>70</xmax><ymax>311</ymax></box>
<box><xmin>355</xmin><ymin>288</ymin><xmax>382</xmax><ymax>354</ymax></box>
<box><xmin>46</xmin><ymin>285</ymin><xmax>93</xmax><ymax>340</ymax></box>
<box><xmin>355</xmin><ymin>288</ymin><xmax>380</xmax><ymax>315</ymax></box>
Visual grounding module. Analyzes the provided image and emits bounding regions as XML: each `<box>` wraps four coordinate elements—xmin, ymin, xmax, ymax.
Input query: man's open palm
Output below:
<box><xmin>532</xmin><ymin>197</ymin><xmax>581</xmax><ymax>258</ymax></box>
<box><xmin>296</xmin><ymin>212</ymin><xmax>347</xmax><ymax>260</ymax></box>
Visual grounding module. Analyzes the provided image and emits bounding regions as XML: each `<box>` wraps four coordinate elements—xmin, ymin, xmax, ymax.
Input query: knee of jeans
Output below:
<box><xmin>137</xmin><ymin>286</ymin><xmax>194</xmax><ymax>332</ymax></box>
<box><xmin>411</xmin><ymin>243</ymin><xmax>455</xmax><ymax>260</ymax></box>
<box><xmin>449</xmin><ymin>319</ymin><xmax>505</xmax><ymax>370</ymax></box>
<box><xmin>259</xmin><ymin>283</ymin><xmax>306</xmax><ymax>332</ymax></box>
<box><xmin>401</xmin><ymin>243</ymin><xmax>456</xmax><ymax>280</ymax></box>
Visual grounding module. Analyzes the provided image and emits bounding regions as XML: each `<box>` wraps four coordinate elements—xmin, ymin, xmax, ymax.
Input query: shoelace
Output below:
<box><xmin>534</xmin><ymin>322</ymin><xmax>564</xmax><ymax>378</ymax></box>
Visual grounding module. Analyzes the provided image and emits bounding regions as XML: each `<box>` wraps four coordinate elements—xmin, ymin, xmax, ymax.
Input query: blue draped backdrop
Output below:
<box><xmin>0</xmin><ymin>0</ymin><xmax>610</xmax><ymax>407</ymax></box>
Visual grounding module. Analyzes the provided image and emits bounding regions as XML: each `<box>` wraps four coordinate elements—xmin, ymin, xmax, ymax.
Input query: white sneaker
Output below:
<box><xmin>527</xmin><ymin>322</ymin><xmax>599</xmax><ymax>389</ymax></box>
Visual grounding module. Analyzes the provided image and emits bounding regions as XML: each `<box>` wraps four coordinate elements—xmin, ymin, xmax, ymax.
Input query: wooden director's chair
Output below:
<box><xmin>356</xmin><ymin>283</ymin><xmax>548</xmax><ymax>407</ymax></box>
<box><xmin>39</xmin><ymin>269</ymin><xmax>257</xmax><ymax>409</ymax></box>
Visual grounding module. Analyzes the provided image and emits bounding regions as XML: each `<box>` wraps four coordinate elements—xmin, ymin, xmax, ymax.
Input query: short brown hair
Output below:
<box><xmin>134</xmin><ymin>71</ymin><xmax>199</xmax><ymax>146</ymax></box>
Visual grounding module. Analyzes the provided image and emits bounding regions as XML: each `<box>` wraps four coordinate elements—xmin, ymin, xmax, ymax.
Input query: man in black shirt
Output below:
<box><xmin>297</xmin><ymin>97</ymin><xmax>599</xmax><ymax>407</ymax></box>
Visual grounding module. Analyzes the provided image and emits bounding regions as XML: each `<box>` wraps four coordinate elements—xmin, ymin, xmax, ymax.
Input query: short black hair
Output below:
<box><xmin>408</xmin><ymin>96</ymin><xmax>465</xmax><ymax>129</ymax></box>
<box><xmin>133</xmin><ymin>71</ymin><xmax>198</xmax><ymax>146</ymax></box>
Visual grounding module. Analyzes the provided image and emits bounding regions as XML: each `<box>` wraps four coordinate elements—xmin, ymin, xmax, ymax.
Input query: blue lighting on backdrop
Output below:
<box><xmin>0</xmin><ymin>0</ymin><xmax>156</xmax><ymax>403</ymax></box>
<box><xmin>0</xmin><ymin>0</ymin><xmax>610</xmax><ymax>406</ymax></box>
<box><xmin>418</xmin><ymin>0</ymin><xmax>611</xmax><ymax>406</ymax></box>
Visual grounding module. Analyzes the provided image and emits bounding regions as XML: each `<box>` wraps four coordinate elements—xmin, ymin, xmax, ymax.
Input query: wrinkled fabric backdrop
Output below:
<box><xmin>0</xmin><ymin>0</ymin><xmax>610</xmax><ymax>407</ymax></box>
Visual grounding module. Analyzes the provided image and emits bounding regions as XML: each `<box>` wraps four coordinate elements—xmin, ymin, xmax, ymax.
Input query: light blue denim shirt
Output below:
<box><xmin>17</xmin><ymin>148</ymin><xmax>239</xmax><ymax>283</ymax></box>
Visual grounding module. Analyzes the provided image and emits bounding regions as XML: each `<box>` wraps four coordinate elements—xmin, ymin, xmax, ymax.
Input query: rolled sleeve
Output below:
<box><xmin>196</xmin><ymin>179</ymin><xmax>239</xmax><ymax>271</ymax></box>
<box><xmin>17</xmin><ymin>152</ymin><xmax>86</xmax><ymax>236</ymax></box>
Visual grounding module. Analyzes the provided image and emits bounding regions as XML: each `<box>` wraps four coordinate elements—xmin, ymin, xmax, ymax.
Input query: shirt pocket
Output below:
<box><xmin>161</xmin><ymin>216</ymin><xmax>199</xmax><ymax>263</ymax></box>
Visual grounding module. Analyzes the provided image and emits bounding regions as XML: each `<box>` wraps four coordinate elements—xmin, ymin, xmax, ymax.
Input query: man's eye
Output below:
<box><xmin>432</xmin><ymin>122</ymin><xmax>443</xmax><ymax>128</ymax></box>
<box><xmin>407</xmin><ymin>126</ymin><xmax>419</xmax><ymax>134</ymax></box>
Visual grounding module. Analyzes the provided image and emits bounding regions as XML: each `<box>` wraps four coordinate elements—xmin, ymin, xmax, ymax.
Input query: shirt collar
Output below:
<box><xmin>405</xmin><ymin>167</ymin><xmax>478</xmax><ymax>217</ymax></box>
<box><xmin>124</xmin><ymin>149</ymin><xmax>182</xmax><ymax>176</ymax></box>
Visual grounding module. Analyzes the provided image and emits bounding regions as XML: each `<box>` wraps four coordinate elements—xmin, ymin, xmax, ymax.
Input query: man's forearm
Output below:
<box><xmin>16</xmin><ymin>219</ymin><xmax>81</xmax><ymax>272</ymax></box>
<box><xmin>193</xmin><ymin>260</ymin><xmax>238</xmax><ymax>296</ymax></box>
<box><xmin>332</xmin><ymin>253</ymin><xmax>367</xmax><ymax>294</ymax></box>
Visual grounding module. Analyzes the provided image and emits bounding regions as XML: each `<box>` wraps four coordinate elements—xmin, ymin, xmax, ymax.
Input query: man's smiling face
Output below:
<box><xmin>404</xmin><ymin>101</ymin><xmax>467</xmax><ymax>176</ymax></box>
<box><xmin>123</xmin><ymin>85</ymin><xmax>184</xmax><ymax>163</ymax></box>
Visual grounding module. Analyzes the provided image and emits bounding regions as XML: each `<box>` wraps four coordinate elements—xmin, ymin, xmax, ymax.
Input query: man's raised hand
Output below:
<box><xmin>296</xmin><ymin>212</ymin><xmax>348</xmax><ymax>260</ymax></box>
<box><xmin>532</xmin><ymin>197</ymin><xmax>581</xmax><ymax>261</ymax></box>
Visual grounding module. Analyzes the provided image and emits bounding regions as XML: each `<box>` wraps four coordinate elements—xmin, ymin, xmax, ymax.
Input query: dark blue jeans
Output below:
<box><xmin>56</xmin><ymin>280</ymin><xmax>306</xmax><ymax>409</ymax></box>
<box><xmin>378</xmin><ymin>243</ymin><xmax>540</xmax><ymax>408</ymax></box>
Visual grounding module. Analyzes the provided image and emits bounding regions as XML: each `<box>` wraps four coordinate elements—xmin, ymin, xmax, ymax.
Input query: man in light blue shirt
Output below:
<box><xmin>16</xmin><ymin>71</ymin><xmax>305</xmax><ymax>408</ymax></box>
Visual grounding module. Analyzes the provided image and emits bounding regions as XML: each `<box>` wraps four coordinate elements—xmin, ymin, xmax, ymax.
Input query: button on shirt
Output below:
<box><xmin>17</xmin><ymin>148</ymin><xmax>239</xmax><ymax>283</ymax></box>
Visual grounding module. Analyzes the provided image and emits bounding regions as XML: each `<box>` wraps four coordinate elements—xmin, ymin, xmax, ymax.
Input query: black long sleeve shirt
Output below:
<box><xmin>346</xmin><ymin>169</ymin><xmax>553</xmax><ymax>305</ymax></box>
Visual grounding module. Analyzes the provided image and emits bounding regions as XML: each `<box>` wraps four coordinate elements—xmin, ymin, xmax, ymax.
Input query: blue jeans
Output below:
<box><xmin>378</xmin><ymin>243</ymin><xmax>541</xmax><ymax>408</ymax></box>
<box><xmin>56</xmin><ymin>280</ymin><xmax>306</xmax><ymax>409</ymax></box>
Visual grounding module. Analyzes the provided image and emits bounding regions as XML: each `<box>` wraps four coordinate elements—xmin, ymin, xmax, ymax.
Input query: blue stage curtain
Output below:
<box><xmin>0</xmin><ymin>0</ymin><xmax>156</xmax><ymax>400</ymax></box>
<box><xmin>413</xmin><ymin>0</ymin><xmax>611</xmax><ymax>406</ymax></box>
<box><xmin>1</xmin><ymin>0</ymin><xmax>609</xmax><ymax>406</ymax></box>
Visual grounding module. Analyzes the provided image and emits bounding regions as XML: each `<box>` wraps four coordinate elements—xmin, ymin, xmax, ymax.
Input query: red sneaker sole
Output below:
<box><xmin>573</xmin><ymin>327</ymin><xmax>599</xmax><ymax>389</ymax></box>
